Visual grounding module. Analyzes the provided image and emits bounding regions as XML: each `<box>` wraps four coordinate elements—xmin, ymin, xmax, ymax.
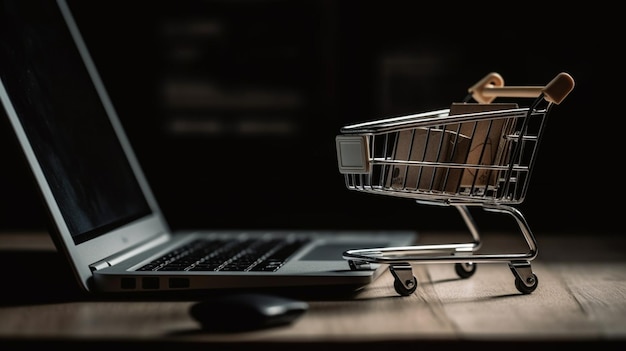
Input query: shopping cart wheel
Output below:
<box><xmin>515</xmin><ymin>273</ymin><xmax>538</xmax><ymax>294</ymax></box>
<box><xmin>509</xmin><ymin>261</ymin><xmax>538</xmax><ymax>294</ymax></box>
<box><xmin>394</xmin><ymin>277</ymin><xmax>418</xmax><ymax>296</ymax></box>
<box><xmin>389</xmin><ymin>263</ymin><xmax>417</xmax><ymax>296</ymax></box>
<box><xmin>454</xmin><ymin>262</ymin><xmax>476</xmax><ymax>279</ymax></box>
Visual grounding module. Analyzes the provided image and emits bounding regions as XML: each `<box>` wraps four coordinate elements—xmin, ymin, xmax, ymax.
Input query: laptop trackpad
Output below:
<box><xmin>300</xmin><ymin>242</ymin><xmax>385</xmax><ymax>261</ymax></box>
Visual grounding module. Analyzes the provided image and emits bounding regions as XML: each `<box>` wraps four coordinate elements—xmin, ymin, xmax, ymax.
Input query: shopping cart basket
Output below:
<box><xmin>335</xmin><ymin>72</ymin><xmax>575</xmax><ymax>296</ymax></box>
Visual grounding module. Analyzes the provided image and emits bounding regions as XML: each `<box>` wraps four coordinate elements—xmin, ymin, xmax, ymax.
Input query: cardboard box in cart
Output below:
<box><xmin>448</xmin><ymin>103</ymin><xmax>518</xmax><ymax>190</ymax></box>
<box><xmin>387</xmin><ymin>102</ymin><xmax>517</xmax><ymax>194</ymax></box>
<box><xmin>387</xmin><ymin>128</ymin><xmax>470</xmax><ymax>193</ymax></box>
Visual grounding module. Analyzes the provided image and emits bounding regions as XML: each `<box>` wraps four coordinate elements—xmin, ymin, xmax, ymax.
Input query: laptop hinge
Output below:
<box><xmin>89</xmin><ymin>233</ymin><xmax>170</xmax><ymax>272</ymax></box>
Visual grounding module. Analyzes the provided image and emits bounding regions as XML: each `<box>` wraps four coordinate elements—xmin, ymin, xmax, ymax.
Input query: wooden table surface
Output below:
<box><xmin>1</xmin><ymin>230</ymin><xmax>625</xmax><ymax>349</ymax></box>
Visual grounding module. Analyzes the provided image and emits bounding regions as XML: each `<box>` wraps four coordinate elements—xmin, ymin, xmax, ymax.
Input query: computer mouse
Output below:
<box><xmin>189</xmin><ymin>293</ymin><xmax>309</xmax><ymax>332</ymax></box>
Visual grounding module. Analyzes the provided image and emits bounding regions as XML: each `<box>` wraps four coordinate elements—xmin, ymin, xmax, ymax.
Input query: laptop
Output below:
<box><xmin>0</xmin><ymin>0</ymin><xmax>416</xmax><ymax>295</ymax></box>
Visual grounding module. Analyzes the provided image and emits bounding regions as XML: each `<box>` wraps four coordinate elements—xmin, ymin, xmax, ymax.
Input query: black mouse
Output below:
<box><xmin>189</xmin><ymin>293</ymin><xmax>309</xmax><ymax>332</ymax></box>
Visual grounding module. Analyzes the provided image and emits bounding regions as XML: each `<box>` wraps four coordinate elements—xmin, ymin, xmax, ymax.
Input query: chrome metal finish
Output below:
<box><xmin>338</xmin><ymin>73</ymin><xmax>574</xmax><ymax>295</ymax></box>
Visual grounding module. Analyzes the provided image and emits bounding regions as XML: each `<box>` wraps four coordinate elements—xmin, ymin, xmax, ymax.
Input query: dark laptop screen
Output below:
<box><xmin>0</xmin><ymin>0</ymin><xmax>152</xmax><ymax>244</ymax></box>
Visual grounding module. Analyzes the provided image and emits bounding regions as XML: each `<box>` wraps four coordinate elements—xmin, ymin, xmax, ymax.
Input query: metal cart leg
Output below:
<box><xmin>452</xmin><ymin>204</ymin><xmax>481</xmax><ymax>279</ymax></box>
<box><xmin>483</xmin><ymin>204</ymin><xmax>539</xmax><ymax>294</ymax></box>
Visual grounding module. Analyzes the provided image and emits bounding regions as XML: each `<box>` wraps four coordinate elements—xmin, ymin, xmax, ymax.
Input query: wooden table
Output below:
<box><xmin>1</xmin><ymin>230</ymin><xmax>625</xmax><ymax>349</ymax></box>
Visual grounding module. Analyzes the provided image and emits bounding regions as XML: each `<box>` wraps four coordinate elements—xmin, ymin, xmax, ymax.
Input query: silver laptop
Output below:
<box><xmin>0</xmin><ymin>0</ymin><xmax>416</xmax><ymax>295</ymax></box>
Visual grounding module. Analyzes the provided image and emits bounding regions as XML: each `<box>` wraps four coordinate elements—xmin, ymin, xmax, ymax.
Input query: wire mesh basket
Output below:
<box><xmin>335</xmin><ymin>72</ymin><xmax>575</xmax><ymax>295</ymax></box>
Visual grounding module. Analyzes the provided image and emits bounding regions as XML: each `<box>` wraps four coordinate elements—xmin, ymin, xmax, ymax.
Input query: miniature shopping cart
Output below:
<box><xmin>335</xmin><ymin>72</ymin><xmax>575</xmax><ymax>296</ymax></box>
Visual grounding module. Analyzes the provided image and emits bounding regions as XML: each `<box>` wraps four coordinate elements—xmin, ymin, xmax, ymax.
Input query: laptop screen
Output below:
<box><xmin>0</xmin><ymin>0</ymin><xmax>152</xmax><ymax>244</ymax></box>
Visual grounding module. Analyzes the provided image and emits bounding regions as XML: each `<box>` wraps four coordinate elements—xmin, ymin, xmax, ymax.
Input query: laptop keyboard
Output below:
<box><xmin>137</xmin><ymin>237</ymin><xmax>310</xmax><ymax>272</ymax></box>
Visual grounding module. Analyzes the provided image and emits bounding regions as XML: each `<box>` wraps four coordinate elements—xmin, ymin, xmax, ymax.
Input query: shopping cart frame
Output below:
<box><xmin>336</xmin><ymin>72</ymin><xmax>575</xmax><ymax>296</ymax></box>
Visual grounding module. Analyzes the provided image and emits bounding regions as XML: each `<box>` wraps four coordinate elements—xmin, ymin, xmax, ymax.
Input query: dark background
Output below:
<box><xmin>0</xmin><ymin>1</ymin><xmax>602</xmax><ymax>236</ymax></box>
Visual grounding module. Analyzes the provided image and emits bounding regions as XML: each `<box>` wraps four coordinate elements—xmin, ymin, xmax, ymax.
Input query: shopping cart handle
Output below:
<box><xmin>469</xmin><ymin>72</ymin><xmax>575</xmax><ymax>105</ymax></box>
<box><xmin>543</xmin><ymin>72</ymin><xmax>575</xmax><ymax>105</ymax></box>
